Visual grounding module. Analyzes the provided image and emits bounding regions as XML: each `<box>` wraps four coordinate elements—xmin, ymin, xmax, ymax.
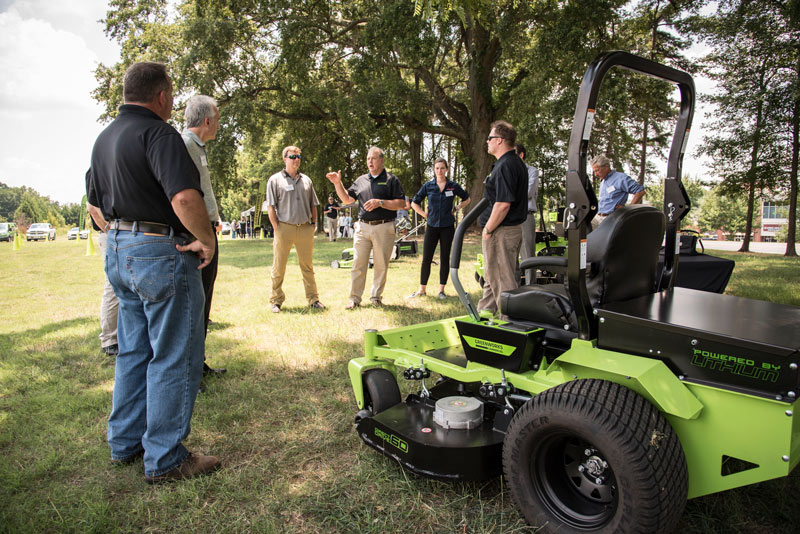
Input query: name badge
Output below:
<box><xmin>200</xmin><ymin>155</ymin><xmax>208</xmax><ymax>167</ymax></box>
<box><xmin>285</xmin><ymin>184</ymin><xmax>295</xmax><ymax>191</ymax></box>
<box><xmin>445</xmin><ymin>190</ymin><xmax>454</xmax><ymax>197</ymax></box>
<box><xmin>606</xmin><ymin>185</ymin><xmax>616</xmax><ymax>193</ymax></box>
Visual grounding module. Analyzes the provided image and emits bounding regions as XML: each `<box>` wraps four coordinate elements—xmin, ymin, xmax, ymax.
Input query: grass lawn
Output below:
<box><xmin>1</xmin><ymin>234</ymin><xmax>799</xmax><ymax>533</ymax></box>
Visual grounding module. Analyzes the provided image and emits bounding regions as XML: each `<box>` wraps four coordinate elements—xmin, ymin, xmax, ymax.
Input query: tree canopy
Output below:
<box><xmin>86</xmin><ymin>0</ymin><xmax>799</xmax><ymax>246</ymax></box>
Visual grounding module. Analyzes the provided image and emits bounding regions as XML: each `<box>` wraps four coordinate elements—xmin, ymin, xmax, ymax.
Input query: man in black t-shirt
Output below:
<box><xmin>326</xmin><ymin>147</ymin><xmax>406</xmax><ymax>308</ymax></box>
<box><xmin>88</xmin><ymin>62</ymin><xmax>220</xmax><ymax>484</ymax></box>
<box><xmin>323</xmin><ymin>195</ymin><xmax>340</xmax><ymax>241</ymax></box>
<box><xmin>478</xmin><ymin>120</ymin><xmax>528</xmax><ymax>315</ymax></box>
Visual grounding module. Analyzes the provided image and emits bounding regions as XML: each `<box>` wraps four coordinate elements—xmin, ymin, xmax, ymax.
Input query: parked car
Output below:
<box><xmin>67</xmin><ymin>227</ymin><xmax>80</xmax><ymax>240</ymax></box>
<box><xmin>220</xmin><ymin>221</ymin><xmax>231</xmax><ymax>235</ymax></box>
<box><xmin>80</xmin><ymin>229</ymin><xmax>89</xmax><ymax>239</ymax></box>
<box><xmin>0</xmin><ymin>222</ymin><xmax>16</xmax><ymax>242</ymax></box>
<box><xmin>26</xmin><ymin>223</ymin><xmax>56</xmax><ymax>241</ymax></box>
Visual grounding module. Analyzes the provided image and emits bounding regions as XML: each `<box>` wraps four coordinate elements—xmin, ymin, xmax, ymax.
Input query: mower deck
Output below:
<box><xmin>356</xmin><ymin>381</ymin><xmax>510</xmax><ymax>481</ymax></box>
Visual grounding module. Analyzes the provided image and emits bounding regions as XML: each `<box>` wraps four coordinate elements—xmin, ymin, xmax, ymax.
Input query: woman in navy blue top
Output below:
<box><xmin>409</xmin><ymin>158</ymin><xmax>470</xmax><ymax>299</ymax></box>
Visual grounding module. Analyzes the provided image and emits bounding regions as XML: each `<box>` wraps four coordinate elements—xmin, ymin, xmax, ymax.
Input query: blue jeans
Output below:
<box><xmin>105</xmin><ymin>228</ymin><xmax>206</xmax><ymax>477</ymax></box>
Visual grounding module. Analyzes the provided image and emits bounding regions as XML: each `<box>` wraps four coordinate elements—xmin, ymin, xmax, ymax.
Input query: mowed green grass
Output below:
<box><xmin>0</xmin><ymin>235</ymin><xmax>798</xmax><ymax>534</ymax></box>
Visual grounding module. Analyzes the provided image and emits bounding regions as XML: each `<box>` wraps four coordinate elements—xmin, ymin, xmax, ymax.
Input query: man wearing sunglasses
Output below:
<box><xmin>266</xmin><ymin>146</ymin><xmax>325</xmax><ymax>312</ymax></box>
<box><xmin>479</xmin><ymin>120</ymin><xmax>528</xmax><ymax>316</ymax></box>
<box><xmin>326</xmin><ymin>146</ymin><xmax>406</xmax><ymax>308</ymax></box>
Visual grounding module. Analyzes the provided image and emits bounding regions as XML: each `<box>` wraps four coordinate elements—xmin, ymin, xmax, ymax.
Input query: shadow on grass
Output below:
<box><xmin>0</xmin><ymin>307</ymin><xmax>522</xmax><ymax>533</ymax></box>
<box><xmin>4</xmin><ymin>257</ymin><xmax>799</xmax><ymax>533</ymax></box>
<box><xmin>206</xmin><ymin>321</ymin><xmax>233</xmax><ymax>332</ymax></box>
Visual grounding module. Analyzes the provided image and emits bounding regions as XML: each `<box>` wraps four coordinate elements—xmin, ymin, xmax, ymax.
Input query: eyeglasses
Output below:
<box><xmin>285</xmin><ymin>154</ymin><xmax>302</xmax><ymax>160</ymax></box>
<box><xmin>486</xmin><ymin>135</ymin><xmax>503</xmax><ymax>141</ymax></box>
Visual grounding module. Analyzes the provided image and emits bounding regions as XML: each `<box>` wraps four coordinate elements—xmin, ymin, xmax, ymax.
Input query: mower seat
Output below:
<box><xmin>500</xmin><ymin>205</ymin><xmax>666</xmax><ymax>332</ymax></box>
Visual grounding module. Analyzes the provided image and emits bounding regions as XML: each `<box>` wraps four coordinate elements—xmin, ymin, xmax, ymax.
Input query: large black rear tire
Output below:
<box><xmin>503</xmin><ymin>379</ymin><xmax>687</xmax><ymax>534</ymax></box>
<box><xmin>363</xmin><ymin>368</ymin><xmax>401</xmax><ymax>415</ymax></box>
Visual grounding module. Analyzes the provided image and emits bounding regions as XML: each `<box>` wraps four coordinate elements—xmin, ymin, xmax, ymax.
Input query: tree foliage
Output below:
<box><xmin>92</xmin><ymin>0</ymin><xmax>791</xmax><ymax>242</ymax></box>
<box><xmin>1</xmin><ymin>182</ymin><xmax>71</xmax><ymax>229</ymax></box>
<box><xmin>697</xmin><ymin>184</ymin><xmax>749</xmax><ymax>236</ymax></box>
<box><xmin>93</xmin><ymin>0</ymin><xmax>707</xmax><ymax>217</ymax></box>
<box><xmin>695</xmin><ymin>0</ymin><xmax>799</xmax><ymax>252</ymax></box>
<box><xmin>645</xmin><ymin>174</ymin><xmax>706</xmax><ymax>226</ymax></box>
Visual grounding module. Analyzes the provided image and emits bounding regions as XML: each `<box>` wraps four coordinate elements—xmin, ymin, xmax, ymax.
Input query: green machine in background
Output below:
<box><xmin>474</xmin><ymin>206</ymin><xmax>568</xmax><ymax>287</ymax></box>
<box><xmin>346</xmin><ymin>52</ymin><xmax>800</xmax><ymax>533</ymax></box>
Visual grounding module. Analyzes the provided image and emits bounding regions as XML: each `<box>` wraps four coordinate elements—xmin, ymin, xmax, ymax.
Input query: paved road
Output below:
<box><xmin>701</xmin><ymin>240</ymin><xmax>797</xmax><ymax>255</ymax></box>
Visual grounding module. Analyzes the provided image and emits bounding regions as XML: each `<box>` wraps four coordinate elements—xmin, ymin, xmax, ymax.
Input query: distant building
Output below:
<box><xmin>761</xmin><ymin>200</ymin><xmax>789</xmax><ymax>242</ymax></box>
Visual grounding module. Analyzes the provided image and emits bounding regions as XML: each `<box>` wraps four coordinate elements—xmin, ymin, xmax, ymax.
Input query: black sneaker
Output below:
<box><xmin>102</xmin><ymin>344</ymin><xmax>119</xmax><ymax>356</ymax></box>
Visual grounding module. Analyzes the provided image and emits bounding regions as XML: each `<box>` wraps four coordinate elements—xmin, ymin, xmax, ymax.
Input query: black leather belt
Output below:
<box><xmin>110</xmin><ymin>220</ymin><xmax>193</xmax><ymax>241</ymax></box>
<box><xmin>360</xmin><ymin>219</ymin><xmax>394</xmax><ymax>225</ymax></box>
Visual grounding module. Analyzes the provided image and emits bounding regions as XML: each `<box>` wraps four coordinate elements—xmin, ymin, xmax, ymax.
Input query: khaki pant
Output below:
<box><xmin>98</xmin><ymin>232</ymin><xmax>119</xmax><ymax>348</ymax></box>
<box><xmin>326</xmin><ymin>217</ymin><xmax>338</xmax><ymax>241</ymax></box>
<box><xmin>271</xmin><ymin>222</ymin><xmax>319</xmax><ymax>306</ymax></box>
<box><xmin>350</xmin><ymin>220</ymin><xmax>395</xmax><ymax>304</ymax></box>
<box><xmin>478</xmin><ymin>224</ymin><xmax>523</xmax><ymax>315</ymax></box>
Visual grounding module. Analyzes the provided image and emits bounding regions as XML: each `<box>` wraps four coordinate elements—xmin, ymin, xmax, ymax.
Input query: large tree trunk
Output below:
<box><xmin>463</xmin><ymin>115</ymin><xmax>494</xmax><ymax>213</ymax></box>
<box><xmin>741</xmin><ymin>179</ymin><xmax>756</xmax><ymax>252</ymax></box>
<box><xmin>409</xmin><ymin>130</ymin><xmax>423</xmax><ymax>195</ymax></box>
<box><xmin>461</xmin><ymin>13</ymin><xmax>499</xmax><ymax>219</ymax></box>
<box><xmin>787</xmin><ymin>96</ymin><xmax>799</xmax><ymax>257</ymax></box>
<box><xmin>740</xmin><ymin>69</ymin><xmax>766</xmax><ymax>253</ymax></box>
<box><xmin>638</xmin><ymin>114</ymin><xmax>649</xmax><ymax>185</ymax></box>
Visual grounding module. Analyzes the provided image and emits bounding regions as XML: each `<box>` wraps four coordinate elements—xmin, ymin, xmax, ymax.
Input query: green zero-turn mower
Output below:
<box><xmin>347</xmin><ymin>51</ymin><xmax>800</xmax><ymax>533</ymax></box>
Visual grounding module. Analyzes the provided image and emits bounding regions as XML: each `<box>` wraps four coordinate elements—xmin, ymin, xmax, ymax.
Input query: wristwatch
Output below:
<box><xmin>379</xmin><ymin>199</ymin><xmax>384</xmax><ymax>207</ymax></box>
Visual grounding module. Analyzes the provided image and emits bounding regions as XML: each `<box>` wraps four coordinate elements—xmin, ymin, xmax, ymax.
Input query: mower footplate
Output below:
<box><xmin>356</xmin><ymin>397</ymin><xmax>505</xmax><ymax>481</ymax></box>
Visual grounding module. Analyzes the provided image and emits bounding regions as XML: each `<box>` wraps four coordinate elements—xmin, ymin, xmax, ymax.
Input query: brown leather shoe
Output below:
<box><xmin>144</xmin><ymin>453</ymin><xmax>221</xmax><ymax>484</ymax></box>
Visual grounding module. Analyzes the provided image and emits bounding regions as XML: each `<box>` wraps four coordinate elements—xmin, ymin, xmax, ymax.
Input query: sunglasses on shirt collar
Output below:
<box><xmin>285</xmin><ymin>154</ymin><xmax>302</xmax><ymax>160</ymax></box>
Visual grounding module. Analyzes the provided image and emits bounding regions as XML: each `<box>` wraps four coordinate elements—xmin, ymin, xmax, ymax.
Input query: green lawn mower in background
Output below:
<box><xmin>346</xmin><ymin>51</ymin><xmax>800</xmax><ymax>533</ymax></box>
<box><xmin>331</xmin><ymin>218</ymin><xmax>423</xmax><ymax>269</ymax></box>
<box><xmin>474</xmin><ymin>205</ymin><xmax>568</xmax><ymax>287</ymax></box>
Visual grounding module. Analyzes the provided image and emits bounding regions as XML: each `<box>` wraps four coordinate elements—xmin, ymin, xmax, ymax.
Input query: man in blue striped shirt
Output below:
<box><xmin>591</xmin><ymin>154</ymin><xmax>645</xmax><ymax>229</ymax></box>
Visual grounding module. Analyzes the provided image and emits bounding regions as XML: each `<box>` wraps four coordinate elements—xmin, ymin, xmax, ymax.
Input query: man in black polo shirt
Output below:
<box><xmin>479</xmin><ymin>120</ymin><xmax>528</xmax><ymax>315</ymax></box>
<box><xmin>88</xmin><ymin>62</ymin><xmax>220</xmax><ymax>484</ymax></box>
<box><xmin>323</xmin><ymin>194</ymin><xmax>340</xmax><ymax>241</ymax></box>
<box><xmin>326</xmin><ymin>146</ymin><xmax>406</xmax><ymax>308</ymax></box>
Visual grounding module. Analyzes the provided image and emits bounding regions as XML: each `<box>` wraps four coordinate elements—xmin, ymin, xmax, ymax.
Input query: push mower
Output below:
<box><xmin>347</xmin><ymin>51</ymin><xmax>800</xmax><ymax>533</ymax></box>
<box><xmin>331</xmin><ymin>218</ymin><xmax>425</xmax><ymax>268</ymax></box>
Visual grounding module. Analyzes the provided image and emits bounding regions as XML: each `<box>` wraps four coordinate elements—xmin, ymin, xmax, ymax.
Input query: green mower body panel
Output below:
<box><xmin>349</xmin><ymin>315</ymin><xmax>800</xmax><ymax>499</ymax></box>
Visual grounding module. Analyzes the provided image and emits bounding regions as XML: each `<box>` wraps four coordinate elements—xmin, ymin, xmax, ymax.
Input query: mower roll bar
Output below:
<box><xmin>566</xmin><ymin>51</ymin><xmax>695</xmax><ymax>340</ymax></box>
<box><xmin>450</xmin><ymin>197</ymin><xmax>490</xmax><ymax>321</ymax></box>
